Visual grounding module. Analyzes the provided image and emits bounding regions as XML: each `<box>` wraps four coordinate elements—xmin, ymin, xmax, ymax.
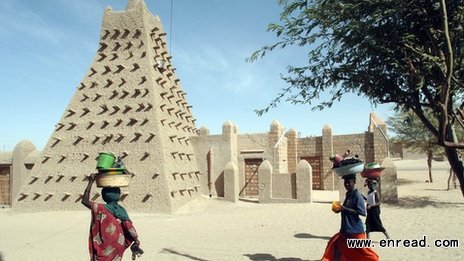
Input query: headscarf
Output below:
<box><xmin>101</xmin><ymin>187</ymin><xmax>130</xmax><ymax>221</ymax></box>
<box><xmin>368</xmin><ymin>179</ymin><xmax>379</xmax><ymax>190</ymax></box>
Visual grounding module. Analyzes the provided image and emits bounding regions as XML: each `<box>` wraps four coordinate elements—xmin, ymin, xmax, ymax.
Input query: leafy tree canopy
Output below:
<box><xmin>387</xmin><ymin>110</ymin><xmax>442</xmax><ymax>154</ymax></box>
<box><xmin>249</xmin><ymin>0</ymin><xmax>464</xmax><ymax>144</ymax></box>
<box><xmin>388</xmin><ymin>109</ymin><xmax>464</xmax><ymax>154</ymax></box>
<box><xmin>249</xmin><ymin>0</ymin><xmax>464</xmax><ymax>195</ymax></box>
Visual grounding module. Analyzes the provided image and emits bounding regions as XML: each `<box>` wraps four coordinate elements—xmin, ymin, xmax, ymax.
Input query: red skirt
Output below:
<box><xmin>322</xmin><ymin>232</ymin><xmax>379</xmax><ymax>261</ymax></box>
<box><xmin>88</xmin><ymin>203</ymin><xmax>138</xmax><ymax>261</ymax></box>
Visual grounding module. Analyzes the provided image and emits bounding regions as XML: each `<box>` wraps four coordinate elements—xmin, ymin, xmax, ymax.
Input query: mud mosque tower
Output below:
<box><xmin>14</xmin><ymin>0</ymin><xmax>201</xmax><ymax>213</ymax></box>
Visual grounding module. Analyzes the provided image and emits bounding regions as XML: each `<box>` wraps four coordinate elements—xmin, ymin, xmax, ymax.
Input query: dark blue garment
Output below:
<box><xmin>340</xmin><ymin>189</ymin><xmax>366</xmax><ymax>234</ymax></box>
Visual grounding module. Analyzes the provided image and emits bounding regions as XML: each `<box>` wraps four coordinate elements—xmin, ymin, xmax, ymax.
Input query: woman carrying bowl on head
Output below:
<box><xmin>322</xmin><ymin>174</ymin><xmax>379</xmax><ymax>261</ymax></box>
<box><xmin>362</xmin><ymin>162</ymin><xmax>391</xmax><ymax>240</ymax></box>
<box><xmin>82</xmin><ymin>174</ymin><xmax>144</xmax><ymax>261</ymax></box>
<box><xmin>364</xmin><ymin>178</ymin><xmax>390</xmax><ymax>239</ymax></box>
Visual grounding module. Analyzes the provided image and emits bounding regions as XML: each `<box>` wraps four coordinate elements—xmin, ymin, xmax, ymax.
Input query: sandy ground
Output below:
<box><xmin>1</xmin><ymin>159</ymin><xmax>463</xmax><ymax>261</ymax></box>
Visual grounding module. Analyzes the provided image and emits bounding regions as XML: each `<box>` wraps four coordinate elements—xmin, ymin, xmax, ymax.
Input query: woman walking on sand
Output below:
<box><xmin>82</xmin><ymin>174</ymin><xmax>144</xmax><ymax>261</ymax></box>
<box><xmin>365</xmin><ymin>179</ymin><xmax>390</xmax><ymax>239</ymax></box>
<box><xmin>322</xmin><ymin>174</ymin><xmax>379</xmax><ymax>261</ymax></box>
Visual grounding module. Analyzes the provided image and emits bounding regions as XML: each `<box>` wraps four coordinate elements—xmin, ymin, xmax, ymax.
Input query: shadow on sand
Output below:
<box><xmin>391</xmin><ymin>196</ymin><xmax>464</xmax><ymax>209</ymax></box>
<box><xmin>294</xmin><ymin>233</ymin><xmax>331</xmax><ymax>241</ymax></box>
<box><xmin>244</xmin><ymin>253</ymin><xmax>316</xmax><ymax>261</ymax></box>
<box><xmin>161</xmin><ymin>248</ymin><xmax>210</xmax><ymax>261</ymax></box>
<box><xmin>396</xmin><ymin>178</ymin><xmax>418</xmax><ymax>185</ymax></box>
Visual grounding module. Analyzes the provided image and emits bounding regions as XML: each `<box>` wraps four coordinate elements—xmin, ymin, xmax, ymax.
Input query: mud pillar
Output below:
<box><xmin>219</xmin><ymin>121</ymin><xmax>238</xmax><ymax>198</ymax></box>
<box><xmin>224</xmin><ymin>161</ymin><xmax>239</xmax><ymax>202</ymax></box>
<box><xmin>296</xmin><ymin>160</ymin><xmax>313</xmax><ymax>203</ymax></box>
<box><xmin>270</xmin><ymin>120</ymin><xmax>287</xmax><ymax>174</ymax></box>
<box><xmin>11</xmin><ymin>140</ymin><xmax>36</xmax><ymax>206</ymax></box>
<box><xmin>222</xmin><ymin>121</ymin><xmax>238</xmax><ymax>166</ymax></box>
<box><xmin>380</xmin><ymin>157</ymin><xmax>398</xmax><ymax>203</ymax></box>
<box><xmin>258</xmin><ymin>160</ymin><xmax>272</xmax><ymax>203</ymax></box>
<box><xmin>369</xmin><ymin>112</ymin><xmax>389</xmax><ymax>164</ymax></box>
<box><xmin>322</xmin><ymin>124</ymin><xmax>334</xmax><ymax>190</ymax></box>
<box><xmin>286</xmin><ymin>128</ymin><xmax>298</xmax><ymax>174</ymax></box>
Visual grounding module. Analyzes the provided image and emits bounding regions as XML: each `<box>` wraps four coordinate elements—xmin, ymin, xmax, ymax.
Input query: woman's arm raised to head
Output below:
<box><xmin>81</xmin><ymin>174</ymin><xmax>96</xmax><ymax>209</ymax></box>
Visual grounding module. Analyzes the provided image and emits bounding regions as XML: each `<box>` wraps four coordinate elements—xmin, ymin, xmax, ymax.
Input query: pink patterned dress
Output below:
<box><xmin>88</xmin><ymin>202</ymin><xmax>138</xmax><ymax>261</ymax></box>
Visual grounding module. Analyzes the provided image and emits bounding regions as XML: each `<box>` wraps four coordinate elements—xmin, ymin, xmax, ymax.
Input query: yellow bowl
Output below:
<box><xmin>95</xmin><ymin>174</ymin><xmax>132</xmax><ymax>188</ymax></box>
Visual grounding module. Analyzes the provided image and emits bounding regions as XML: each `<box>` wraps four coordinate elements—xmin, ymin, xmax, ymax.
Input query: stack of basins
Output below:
<box><xmin>95</xmin><ymin>152</ymin><xmax>131</xmax><ymax>187</ymax></box>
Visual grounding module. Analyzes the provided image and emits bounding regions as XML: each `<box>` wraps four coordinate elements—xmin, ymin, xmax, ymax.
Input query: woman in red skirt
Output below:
<box><xmin>82</xmin><ymin>174</ymin><xmax>144</xmax><ymax>261</ymax></box>
<box><xmin>322</xmin><ymin>174</ymin><xmax>379</xmax><ymax>261</ymax></box>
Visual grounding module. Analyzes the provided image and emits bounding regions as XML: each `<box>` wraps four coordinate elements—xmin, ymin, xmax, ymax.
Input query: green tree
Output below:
<box><xmin>249</xmin><ymin>0</ymin><xmax>464</xmax><ymax>196</ymax></box>
<box><xmin>387</xmin><ymin>110</ymin><xmax>443</xmax><ymax>183</ymax></box>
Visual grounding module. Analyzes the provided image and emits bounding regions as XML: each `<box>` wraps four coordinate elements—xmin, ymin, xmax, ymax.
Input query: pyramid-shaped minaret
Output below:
<box><xmin>14</xmin><ymin>0</ymin><xmax>201</xmax><ymax>213</ymax></box>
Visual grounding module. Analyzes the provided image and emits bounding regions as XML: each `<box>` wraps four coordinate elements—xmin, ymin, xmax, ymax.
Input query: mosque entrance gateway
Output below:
<box><xmin>242</xmin><ymin>158</ymin><xmax>262</xmax><ymax>197</ymax></box>
<box><xmin>301</xmin><ymin>156</ymin><xmax>323</xmax><ymax>190</ymax></box>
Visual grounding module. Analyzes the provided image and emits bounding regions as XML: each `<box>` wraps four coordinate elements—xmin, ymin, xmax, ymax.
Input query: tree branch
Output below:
<box><xmin>414</xmin><ymin>107</ymin><xmax>440</xmax><ymax>137</ymax></box>
<box><xmin>437</xmin><ymin>0</ymin><xmax>454</xmax><ymax>147</ymax></box>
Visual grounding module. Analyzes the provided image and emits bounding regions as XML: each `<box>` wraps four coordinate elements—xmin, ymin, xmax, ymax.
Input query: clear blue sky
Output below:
<box><xmin>0</xmin><ymin>0</ymin><xmax>394</xmax><ymax>152</ymax></box>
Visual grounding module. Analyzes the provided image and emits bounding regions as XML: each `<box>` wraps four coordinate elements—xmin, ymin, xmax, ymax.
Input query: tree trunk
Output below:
<box><xmin>445</xmin><ymin>147</ymin><xmax>464</xmax><ymax>197</ymax></box>
<box><xmin>447</xmin><ymin>168</ymin><xmax>453</xmax><ymax>190</ymax></box>
<box><xmin>427</xmin><ymin>150</ymin><xmax>433</xmax><ymax>183</ymax></box>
